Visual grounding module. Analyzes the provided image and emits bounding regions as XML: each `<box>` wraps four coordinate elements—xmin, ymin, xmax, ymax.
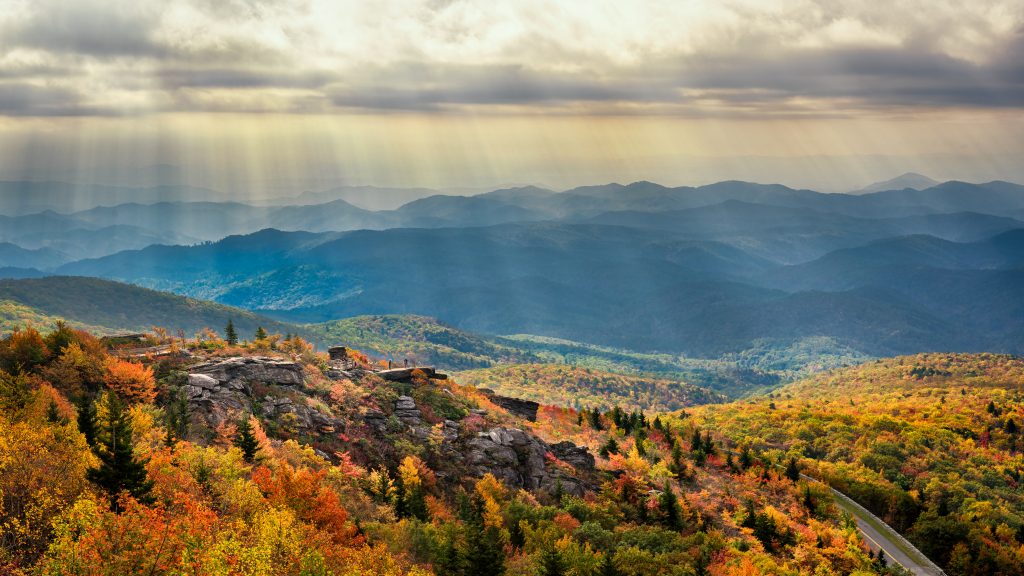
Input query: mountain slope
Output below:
<box><xmin>691</xmin><ymin>353</ymin><xmax>1024</xmax><ymax>574</ymax></box>
<box><xmin>0</xmin><ymin>276</ymin><xmax>310</xmax><ymax>341</ymax></box>
<box><xmin>455</xmin><ymin>363</ymin><xmax>724</xmax><ymax>412</ymax></box>
<box><xmin>854</xmin><ymin>172</ymin><xmax>939</xmax><ymax>194</ymax></box>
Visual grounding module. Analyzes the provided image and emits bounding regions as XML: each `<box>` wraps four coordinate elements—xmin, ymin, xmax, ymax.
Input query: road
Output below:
<box><xmin>802</xmin><ymin>474</ymin><xmax>946</xmax><ymax>576</ymax></box>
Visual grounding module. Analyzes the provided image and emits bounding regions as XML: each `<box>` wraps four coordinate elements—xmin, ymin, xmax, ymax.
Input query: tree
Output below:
<box><xmin>255</xmin><ymin>326</ymin><xmax>268</xmax><ymax>341</ymax></box>
<box><xmin>87</xmin><ymin>393</ymin><xmax>154</xmax><ymax>509</ymax></box>
<box><xmin>460</xmin><ymin>492</ymin><xmax>506</xmax><ymax>576</ymax></box>
<box><xmin>225</xmin><ymin>319</ymin><xmax>238</xmax><ymax>346</ymax></box>
<box><xmin>599</xmin><ymin>437</ymin><xmax>619</xmax><ymax>458</ymax></box>
<box><xmin>599</xmin><ymin>553</ymin><xmax>620</xmax><ymax>576</ymax></box>
<box><xmin>539</xmin><ymin>543</ymin><xmax>565</xmax><ymax>576</ymax></box>
<box><xmin>784</xmin><ymin>457</ymin><xmax>800</xmax><ymax>482</ymax></box>
<box><xmin>45</xmin><ymin>399</ymin><xmax>63</xmax><ymax>424</ymax></box>
<box><xmin>659</xmin><ymin>481</ymin><xmax>683</xmax><ymax>530</ymax></box>
<box><xmin>739</xmin><ymin>447</ymin><xmax>753</xmax><ymax>470</ymax></box>
<box><xmin>398</xmin><ymin>456</ymin><xmax>428</xmax><ymax>520</ymax></box>
<box><xmin>234</xmin><ymin>414</ymin><xmax>260</xmax><ymax>463</ymax></box>
<box><xmin>0</xmin><ymin>327</ymin><xmax>49</xmax><ymax>374</ymax></box>
<box><xmin>104</xmin><ymin>358</ymin><xmax>156</xmax><ymax>404</ymax></box>
<box><xmin>76</xmin><ymin>396</ymin><xmax>97</xmax><ymax>447</ymax></box>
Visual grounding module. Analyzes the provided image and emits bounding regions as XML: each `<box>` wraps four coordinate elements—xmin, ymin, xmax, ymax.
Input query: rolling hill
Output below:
<box><xmin>454</xmin><ymin>363</ymin><xmax>725</xmax><ymax>412</ymax></box>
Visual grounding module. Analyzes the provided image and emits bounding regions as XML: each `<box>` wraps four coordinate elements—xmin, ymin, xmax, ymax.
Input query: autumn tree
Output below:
<box><xmin>255</xmin><ymin>326</ymin><xmax>268</xmax><ymax>341</ymax></box>
<box><xmin>87</xmin><ymin>393</ymin><xmax>154</xmax><ymax>509</ymax></box>
<box><xmin>0</xmin><ymin>327</ymin><xmax>49</xmax><ymax>374</ymax></box>
<box><xmin>460</xmin><ymin>485</ymin><xmax>506</xmax><ymax>576</ymax></box>
<box><xmin>539</xmin><ymin>543</ymin><xmax>566</xmax><ymax>576</ymax></box>
<box><xmin>398</xmin><ymin>455</ymin><xmax>428</xmax><ymax>520</ymax></box>
<box><xmin>104</xmin><ymin>357</ymin><xmax>156</xmax><ymax>404</ymax></box>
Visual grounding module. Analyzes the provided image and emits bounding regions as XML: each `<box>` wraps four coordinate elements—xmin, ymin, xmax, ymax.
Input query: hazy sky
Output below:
<box><xmin>1</xmin><ymin>0</ymin><xmax>1022</xmax><ymax>193</ymax></box>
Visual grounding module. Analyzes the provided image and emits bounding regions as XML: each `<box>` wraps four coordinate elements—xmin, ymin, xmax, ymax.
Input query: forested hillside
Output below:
<box><xmin>690</xmin><ymin>353</ymin><xmax>1024</xmax><ymax>575</ymax></box>
<box><xmin>455</xmin><ymin>364</ymin><xmax>724</xmax><ymax>412</ymax></box>
<box><xmin>0</xmin><ymin>323</ymin><xmax>900</xmax><ymax>575</ymax></box>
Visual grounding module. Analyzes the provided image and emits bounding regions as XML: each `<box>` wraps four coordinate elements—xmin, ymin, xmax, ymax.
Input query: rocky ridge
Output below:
<box><xmin>183</xmin><ymin>351</ymin><xmax>595</xmax><ymax>495</ymax></box>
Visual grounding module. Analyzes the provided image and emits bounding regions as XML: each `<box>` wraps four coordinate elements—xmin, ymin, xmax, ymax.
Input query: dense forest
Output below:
<box><xmin>0</xmin><ymin>322</ymin><xmax>901</xmax><ymax>575</ymax></box>
<box><xmin>690</xmin><ymin>354</ymin><xmax>1024</xmax><ymax>574</ymax></box>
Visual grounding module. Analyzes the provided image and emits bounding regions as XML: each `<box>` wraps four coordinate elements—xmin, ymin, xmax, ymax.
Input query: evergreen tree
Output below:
<box><xmin>46</xmin><ymin>399</ymin><xmax>63</xmax><ymax>424</ymax></box>
<box><xmin>434</xmin><ymin>525</ymin><xmax>462</xmax><ymax>576</ymax></box>
<box><xmin>599</xmin><ymin>554</ymin><xmax>620</xmax><ymax>576</ymax></box>
<box><xmin>552</xmin><ymin>478</ymin><xmax>565</xmax><ymax>506</ymax></box>
<box><xmin>659</xmin><ymin>480</ymin><xmax>683</xmax><ymax>530</ymax></box>
<box><xmin>670</xmin><ymin>439</ymin><xmax>684</xmax><ymax>474</ymax></box>
<box><xmin>76</xmin><ymin>396</ymin><xmax>97</xmax><ymax>447</ymax></box>
<box><xmin>1007</xmin><ymin>418</ymin><xmax>1018</xmax><ymax>434</ymax></box>
<box><xmin>461</xmin><ymin>493</ymin><xmax>506</xmax><ymax>576</ymax></box>
<box><xmin>785</xmin><ymin>457</ymin><xmax>800</xmax><ymax>482</ymax></box>
<box><xmin>876</xmin><ymin>549</ymin><xmax>888</xmax><ymax>568</ymax></box>
<box><xmin>225</xmin><ymin>319</ymin><xmax>238</xmax><ymax>345</ymax></box>
<box><xmin>588</xmin><ymin>409</ymin><xmax>603</xmax><ymax>430</ymax></box>
<box><xmin>739</xmin><ymin>446</ymin><xmax>753</xmax><ymax>470</ymax></box>
<box><xmin>255</xmin><ymin>326</ymin><xmax>268</xmax><ymax>341</ymax></box>
<box><xmin>87</xmin><ymin>393</ymin><xmax>154</xmax><ymax>509</ymax></box>
<box><xmin>539</xmin><ymin>544</ymin><xmax>565</xmax><ymax>576</ymax></box>
<box><xmin>690</xmin><ymin>428</ymin><xmax>702</xmax><ymax>452</ymax></box>
<box><xmin>234</xmin><ymin>414</ymin><xmax>260</xmax><ymax>463</ymax></box>
<box><xmin>702</xmin><ymin>431</ymin><xmax>715</xmax><ymax>455</ymax></box>
<box><xmin>599</xmin><ymin>437</ymin><xmax>619</xmax><ymax>458</ymax></box>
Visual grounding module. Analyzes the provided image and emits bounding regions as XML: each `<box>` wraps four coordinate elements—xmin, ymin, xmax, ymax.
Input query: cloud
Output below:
<box><xmin>0</xmin><ymin>0</ymin><xmax>1020</xmax><ymax>117</ymax></box>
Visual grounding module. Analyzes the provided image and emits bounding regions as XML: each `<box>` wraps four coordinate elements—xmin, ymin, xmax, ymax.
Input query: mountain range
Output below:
<box><xmin>2</xmin><ymin>176</ymin><xmax>1023</xmax><ymax>363</ymax></box>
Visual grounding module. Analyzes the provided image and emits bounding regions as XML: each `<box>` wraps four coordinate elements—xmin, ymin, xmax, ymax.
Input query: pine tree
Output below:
<box><xmin>739</xmin><ymin>446</ymin><xmax>753</xmax><ymax>470</ymax></box>
<box><xmin>234</xmin><ymin>414</ymin><xmax>260</xmax><ymax>463</ymax></box>
<box><xmin>461</xmin><ymin>493</ymin><xmax>506</xmax><ymax>576</ymax></box>
<box><xmin>46</xmin><ymin>399</ymin><xmax>63</xmax><ymax>424</ymax></box>
<box><xmin>659</xmin><ymin>480</ymin><xmax>683</xmax><ymax>530</ymax></box>
<box><xmin>785</xmin><ymin>457</ymin><xmax>800</xmax><ymax>482</ymax></box>
<box><xmin>225</xmin><ymin>319</ymin><xmax>238</xmax><ymax>345</ymax></box>
<box><xmin>87</xmin><ymin>393</ymin><xmax>154</xmax><ymax>509</ymax></box>
<box><xmin>1007</xmin><ymin>418</ymin><xmax>1018</xmax><ymax>434</ymax></box>
<box><xmin>539</xmin><ymin>544</ymin><xmax>565</xmax><ymax>576</ymax></box>
<box><xmin>76</xmin><ymin>396</ymin><xmax>97</xmax><ymax>447</ymax></box>
<box><xmin>876</xmin><ymin>549</ymin><xmax>888</xmax><ymax>568</ymax></box>
<box><xmin>599</xmin><ymin>437</ymin><xmax>619</xmax><ymax>458</ymax></box>
<box><xmin>254</xmin><ymin>326</ymin><xmax>268</xmax><ymax>341</ymax></box>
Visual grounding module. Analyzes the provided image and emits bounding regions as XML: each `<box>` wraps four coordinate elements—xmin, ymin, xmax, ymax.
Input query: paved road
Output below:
<box><xmin>806</xmin><ymin>474</ymin><xmax>946</xmax><ymax>576</ymax></box>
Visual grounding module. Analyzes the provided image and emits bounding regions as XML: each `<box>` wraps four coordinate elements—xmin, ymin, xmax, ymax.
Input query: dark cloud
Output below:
<box><xmin>0</xmin><ymin>1</ymin><xmax>1021</xmax><ymax>117</ymax></box>
<box><xmin>6</xmin><ymin>1</ymin><xmax>163</xmax><ymax>57</ymax></box>
<box><xmin>672</xmin><ymin>45</ymin><xmax>1024</xmax><ymax>109</ymax></box>
<box><xmin>0</xmin><ymin>83</ymin><xmax>112</xmax><ymax>116</ymax></box>
<box><xmin>329</xmin><ymin>63</ymin><xmax>680</xmax><ymax>111</ymax></box>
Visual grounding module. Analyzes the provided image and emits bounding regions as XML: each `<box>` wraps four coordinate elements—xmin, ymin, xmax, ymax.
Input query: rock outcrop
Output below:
<box><xmin>375</xmin><ymin>366</ymin><xmax>448</xmax><ymax>381</ymax></box>
<box><xmin>461</xmin><ymin>426</ymin><xmax>593</xmax><ymax>496</ymax></box>
<box><xmin>185</xmin><ymin>356</ymin><xmax>320</xmax><ymax>431</ymax></box>
<box><xmin>190</xmin><ymin>356</ymin><xmax>304</xmax><ymax>388</ymax></box>
<box><xmin>489</xmin><ymin>394</ymin><xmax>540</xmax><ymax>422</ymax></box>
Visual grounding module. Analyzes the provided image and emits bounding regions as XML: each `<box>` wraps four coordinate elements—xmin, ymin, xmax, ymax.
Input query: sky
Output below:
<box><xmin>0</xmin><ymin>0</ymin><xmax>1022</xmax><ymax>195</ymax></box>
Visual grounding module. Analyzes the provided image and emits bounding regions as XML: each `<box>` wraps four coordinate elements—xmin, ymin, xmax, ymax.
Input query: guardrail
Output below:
<box><xmin>719</xmin><ymin>447</ymin><xmax>946</xmax><ymax>575</ymax></box>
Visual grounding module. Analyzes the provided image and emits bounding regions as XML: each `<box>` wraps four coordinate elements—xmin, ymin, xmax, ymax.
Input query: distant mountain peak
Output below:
<box><xmin>854</xmin><ymin>172</ymin><xmax>939</xmax><ymax>194</ymax></box>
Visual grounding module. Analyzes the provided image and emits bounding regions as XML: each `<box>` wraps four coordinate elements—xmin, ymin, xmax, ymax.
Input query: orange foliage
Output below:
<box><xmin>103</xmin><ymin>358</ymin><xmax>156</xmax><ymax>404</ymax></box>
<box><xmin>252</xmin><ymin>462</ymin><xmax>362</xmax><ymax>546</ymax></box>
